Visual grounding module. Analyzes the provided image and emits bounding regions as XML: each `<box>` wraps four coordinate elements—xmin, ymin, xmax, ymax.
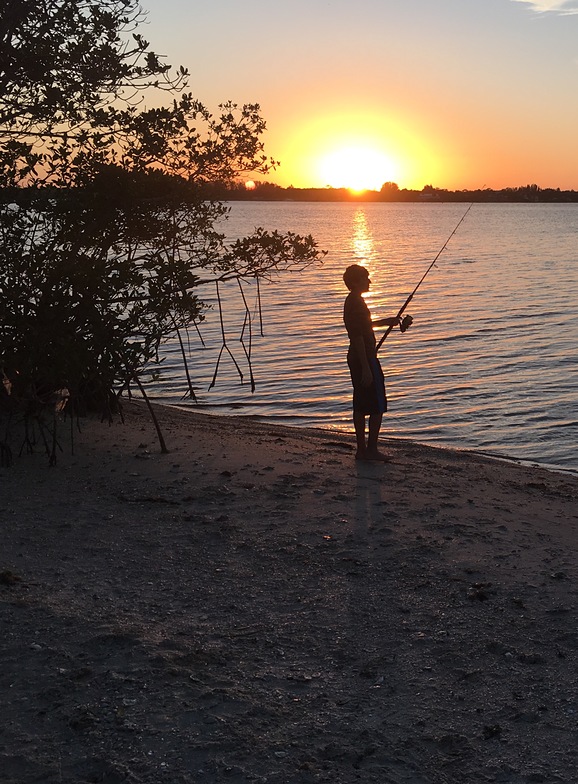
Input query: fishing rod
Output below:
<box><xmin>376</xmin><ymin>201</ymin><xmax>475</xmax><ymax>354</ymax></box>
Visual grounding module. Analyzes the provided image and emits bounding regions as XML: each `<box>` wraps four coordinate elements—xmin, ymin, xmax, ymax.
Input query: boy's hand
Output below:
<box><xmin>400</xmin><ymin>314</ymin><xmax>413</xmax><ymax>333</ymax></box>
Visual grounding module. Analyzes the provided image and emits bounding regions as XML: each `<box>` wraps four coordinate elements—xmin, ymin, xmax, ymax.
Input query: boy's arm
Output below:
<box><xmin>372</xmin><ymin>316</ymin><xmax>401</xmax><ymax>328</ymax></box>
<box><xmin>373</xmin><ymin>314</ymin><xmax>413</xmax><ymax>332</ymax></box>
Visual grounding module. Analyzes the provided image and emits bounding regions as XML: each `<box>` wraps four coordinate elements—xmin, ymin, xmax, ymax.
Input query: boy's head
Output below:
<box><xmin>343</xmin><ymin>264</ymin><xmax>370</xmax><ymax>291</ymax></box>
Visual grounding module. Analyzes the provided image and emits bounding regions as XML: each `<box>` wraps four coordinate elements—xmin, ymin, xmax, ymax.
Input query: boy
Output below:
<box><xmin>343</xmin><ymin>264</ymin><xmax>412</xmax><ymax>461</ymax></box>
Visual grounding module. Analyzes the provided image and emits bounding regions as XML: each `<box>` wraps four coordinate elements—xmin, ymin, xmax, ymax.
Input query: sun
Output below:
<box><xmin>318</xmin><ymin>145</ymin><xmax>399</xmax><ymax>192</ymax></box>
<box><xmin>275</xmin><ymin>109</ymin><xmax>434</xmax><ymax>190</ymax></box>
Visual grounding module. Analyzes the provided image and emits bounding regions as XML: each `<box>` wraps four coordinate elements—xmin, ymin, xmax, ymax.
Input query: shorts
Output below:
<box><xmin>347</xmin><ymin>353</ymin><xmax>387</xmax><ymax>415</ymax></box>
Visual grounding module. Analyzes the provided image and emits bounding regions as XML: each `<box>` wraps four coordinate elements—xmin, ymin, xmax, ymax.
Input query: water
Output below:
<box><xmin>148</xmin><ymin>202</ymin><xmax>578</xmax><ymax>473</ymax></box>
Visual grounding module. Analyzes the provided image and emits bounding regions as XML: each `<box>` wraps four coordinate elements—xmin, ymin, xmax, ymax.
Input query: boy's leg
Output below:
<box><xmin>353</xmin><ymin>411</ymin><xmax>367</xmax><ymax>457</ymax></box>
<box><xmin>367</xmin><ymin>412</ymin><xmax>383</xmax><ymax>454</ymax></box>
<box><xmin>363</xmin><ymin>413</ymin><xmax>391</xmax><ymax>461</ymax></box>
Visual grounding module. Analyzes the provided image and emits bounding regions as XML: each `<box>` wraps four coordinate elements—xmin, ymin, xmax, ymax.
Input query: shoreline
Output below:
<box><xmin>2</xmin><ymin>400</ymin><xmax>578</xmax><ymax>783</ymax></box>
<box><xmin>166</xmin><ymin>400</ymin><xmax>578</xmax><ymax>478</ymax></box>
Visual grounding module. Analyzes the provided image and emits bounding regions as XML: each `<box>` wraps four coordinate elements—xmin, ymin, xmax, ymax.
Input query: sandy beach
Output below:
<box><xmin>2</xmin><ymin>400</ymin><xmax>578</xmax><ymax>784</ymax></box>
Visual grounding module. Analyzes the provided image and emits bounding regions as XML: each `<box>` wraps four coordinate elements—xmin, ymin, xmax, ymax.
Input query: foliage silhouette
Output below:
<box><xmin>0</xmin><ymin>1</ymin><xmax>325</xmax><ymax>461</ymax></box>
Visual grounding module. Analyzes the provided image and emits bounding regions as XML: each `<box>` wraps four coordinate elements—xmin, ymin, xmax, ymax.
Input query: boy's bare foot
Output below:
<box><xmin>355</xmin><ymin>449</ymin><xmax>392</xmax><ymax>463</ymax></box>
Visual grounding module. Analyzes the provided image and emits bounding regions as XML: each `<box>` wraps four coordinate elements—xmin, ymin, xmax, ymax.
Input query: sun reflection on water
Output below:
<box><xmin>351</xmin><ymin>208</ymin><xmax>375</xmax><ymax>268</ymax></box>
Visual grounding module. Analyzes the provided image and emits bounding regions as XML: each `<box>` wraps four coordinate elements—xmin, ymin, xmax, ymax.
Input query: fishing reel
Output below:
<box><xmin>399</xmin><ymin>314</ymin><xmax>413</xmax><ymax>333</ymax></box>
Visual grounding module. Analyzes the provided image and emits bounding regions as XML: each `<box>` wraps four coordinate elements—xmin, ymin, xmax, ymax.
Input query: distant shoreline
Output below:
<box><xmin>5</xmin><ymin>181</ymin><xmax>578</xmax><ymax>204</ymax></box>
<box><xmin>210</xmin><ymin>183</ymin><xmax>578</xmax><ymax>204</ymax></box>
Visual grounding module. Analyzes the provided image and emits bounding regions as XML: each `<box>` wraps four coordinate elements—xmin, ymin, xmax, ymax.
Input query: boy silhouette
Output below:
<box><xmin>343</xmin><ymin>264</ymin><xmax>412</xmax><ymax>461</ymax></box>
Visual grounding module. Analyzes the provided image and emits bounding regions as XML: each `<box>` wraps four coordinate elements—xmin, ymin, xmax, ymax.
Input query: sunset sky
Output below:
<box><xmin>142</xmin><ymin>0</ymin><xmax>578</xmax><ymax>191</ymax></box>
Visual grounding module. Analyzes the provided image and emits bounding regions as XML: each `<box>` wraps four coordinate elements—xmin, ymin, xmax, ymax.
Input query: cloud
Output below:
<box><xmin>512</xmin><ymin>0</ymin><xmax>578</xmax><ymax>13</ymax></box>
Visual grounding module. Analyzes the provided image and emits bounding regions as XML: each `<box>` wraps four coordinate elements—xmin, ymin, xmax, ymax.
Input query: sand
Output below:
<box><xmin>1</xmin><ymin>401</ymin><xmax>578</xmax><ymax>784</ymax></box>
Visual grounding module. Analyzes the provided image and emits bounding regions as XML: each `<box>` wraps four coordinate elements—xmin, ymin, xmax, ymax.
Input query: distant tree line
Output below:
<box><xmin>202</xmin><ymin>180</ymin><xmax>578</xmax><ymax>203</ymax></box>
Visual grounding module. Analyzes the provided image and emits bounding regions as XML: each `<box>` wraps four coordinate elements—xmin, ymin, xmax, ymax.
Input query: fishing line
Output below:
<box><xmin>376</xmin><ymin>201</ymin><xmax>475</xmax><ymax>353</ymax></box>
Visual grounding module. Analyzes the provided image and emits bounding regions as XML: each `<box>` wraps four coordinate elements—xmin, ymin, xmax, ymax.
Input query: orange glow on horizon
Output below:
<box><xmin>267</xmin><ymin>108</ymin><xmax>455</xmax><ymax>191</ymax></box>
